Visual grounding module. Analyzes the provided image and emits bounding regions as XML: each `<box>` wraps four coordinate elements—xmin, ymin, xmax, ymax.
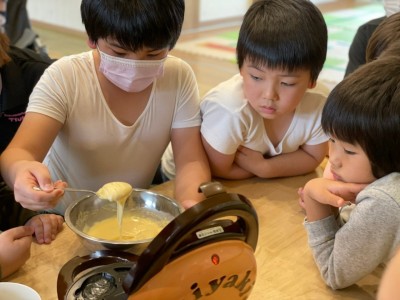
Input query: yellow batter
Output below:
<box><xmin>96</xmin><ymin>181</ymin><xmax>133</xmax><ymax>232</ymax></box>
<box><xmin>84</xmin><ymin>209</ymin><xmax>172</xmax><ymax>241</ymax></box>
<box><xmin>96</xmin><ymin>182</ymin><xmax>133</xmax><ymax>204</ymax></box>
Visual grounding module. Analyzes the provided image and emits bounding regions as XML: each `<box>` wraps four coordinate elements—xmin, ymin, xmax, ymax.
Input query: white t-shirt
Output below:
<box><xmin>201</xmin><ymin>73</ymin><xmax>328</xmax><ymax>156</ymax></box>
<box><xmin>162</xmin><ymin>74</ymin><xmax>328</xmax><ymax>179</ymax></box>
<box><xmin>27</xmin><ymin>52</ymin><xmax>200</xmax><ymax>214</ymax></box>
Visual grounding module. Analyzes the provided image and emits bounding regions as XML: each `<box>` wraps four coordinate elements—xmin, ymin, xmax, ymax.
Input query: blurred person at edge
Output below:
<box><xmin>344</xmin><ymin>0</ymin><xmax>400</xmax><ymax>76</ymax></box>
<box><xmin>0</xmin><ymin>30</ymin><xmax>62</xmax><ymax>279</ymax></box>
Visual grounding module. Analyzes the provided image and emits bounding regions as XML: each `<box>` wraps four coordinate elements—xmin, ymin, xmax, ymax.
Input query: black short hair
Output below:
<box><xmin>81</xmin><ymin>0</ymin><xmax>184</xmax><ymax>51</ymax></box>
<box><xmin>237</xmin><ymin>0</ymin><xmax>327</xmax><ymax>83</ymax></box>
<box><xmin>322</xmin><ymin>56</ymin><xmax>400</xmax><ymax>178</ymax></box>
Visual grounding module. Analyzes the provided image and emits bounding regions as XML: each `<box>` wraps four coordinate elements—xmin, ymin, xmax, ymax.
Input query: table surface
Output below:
<box><xmin>5</xmin><ymin>169</ymin><xmax>382</xmax><ymax>300</ymax></box>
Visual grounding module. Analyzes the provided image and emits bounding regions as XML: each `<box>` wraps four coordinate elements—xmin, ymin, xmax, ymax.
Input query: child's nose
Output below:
<box><xmin>263</xmin><ymin>84</ymin><xmax>278</xmax><ymax>101</ymax></box>
<box><xmin>328</xmin><ymin>149</ymin><xmax>341</xmax><ymax>169</ymax></box>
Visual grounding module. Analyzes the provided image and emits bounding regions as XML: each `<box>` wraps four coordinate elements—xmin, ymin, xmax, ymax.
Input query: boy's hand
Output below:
<box><xmin>234</xmin><ymin>146</ymin><xmax>264</xmax><ymax>175</ymax></box>
<box><xmin>25</xmin><ymin>214</ymin><xmax>64</xmax><ymax>244</ymax></box>
<box><xmin>0</xmin><ymin>226</ymin><xmax>34</xmax><ymax>278</ymax></box>
<box><xmin>12</xmin><ymin>161</ymin><xmax>66</xmax><ymax>211</ymax></box>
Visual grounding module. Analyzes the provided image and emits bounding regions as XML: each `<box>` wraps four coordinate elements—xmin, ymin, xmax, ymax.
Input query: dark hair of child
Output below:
<box><xmin>321</xmin><ymin>55</ymin><xmax>400</xmax><ymax>178</ymax></box>
<box><xmin>81</xmin><ymin>0</ymin><xmax>184</xmax><ymax>51</ymax></box>
<box><xmin>236</xmin><ymin>0</ymin><xmax>327</xmax><ymax>83</ymax></box>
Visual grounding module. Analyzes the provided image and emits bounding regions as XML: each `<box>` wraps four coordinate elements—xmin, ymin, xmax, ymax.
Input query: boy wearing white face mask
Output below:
<box><xmin>97</xmin><ymin>50</ymin><xmax>167</xmax><ymax>93</ymax></box>
<box><xmin>0</xmin><ymin>0</ymin><xmax>211</xmax><ymax>215</ymax></box>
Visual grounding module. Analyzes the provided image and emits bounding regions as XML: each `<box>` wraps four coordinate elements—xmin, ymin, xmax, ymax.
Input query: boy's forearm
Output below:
<box><xmin>255</xmin><ymin>149</ymin><xmax>323</xmax><ymax>178</ymax></box>
<box><xmin>174</xmin><ymin>162</ymin><xmax>211</xmax><ymax>204</ymax></box>
<box><xmin>211</xmin><ymin>162</ymin><xmax>253</xmax><ymax>180</ymax></box>
<box><xmin>0</xmin><ymin>147</ymin><xmax>38</xmax><ymax>188</ymax></box>
<box><xmin>0</xmin><ymin>149</ymin><xmax>18</xmax><ymax>188</ymax></box>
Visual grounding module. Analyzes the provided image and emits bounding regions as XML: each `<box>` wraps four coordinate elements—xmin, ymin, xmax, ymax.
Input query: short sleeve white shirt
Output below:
<box><xmin>200</xmin><ymin>74</ymin><xmax>328</xmax><ymax>156</ymax></box>
<box><xmin>27</xmin><ymin>52</ymin><xmax>200</xmax><ymax>214</ymax></box>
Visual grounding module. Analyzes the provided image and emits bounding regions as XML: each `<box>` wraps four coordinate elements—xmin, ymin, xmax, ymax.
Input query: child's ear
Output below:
<box><xmin>308</xmin><ymin>80</ymin><xmax>317</xmax><ymax>89</ymax></box>
<box><xmin>87</xmin><ymin>39</ymin><xmax>96</xmax><ymax>49</ymax></box>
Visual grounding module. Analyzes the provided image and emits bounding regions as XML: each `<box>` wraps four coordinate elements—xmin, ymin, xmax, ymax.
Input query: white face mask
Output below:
<box><xmin>98</xmin><ymin>49</ymin><xmax>166</xmax><ymax>92</ymax></box>
<box><xmin>383</xmin><ymin>0</ymin><xmax>400</xmax><ymax>17</ymax></box>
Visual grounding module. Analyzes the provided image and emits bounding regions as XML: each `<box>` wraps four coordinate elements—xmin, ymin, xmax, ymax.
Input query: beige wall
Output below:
<box><xmin>184</xmin><ymin>0</ymin><xmax>249</xmax><ymax>32</ymax></box>
<box><xmin>28</xmin><ymin>0</ymin><xmax>250</xmax><ymax>34</ymax></box>
<box><xmin>27</xmin><ymin>0</ymin><xmax>84</xmax><ymax>32</ymax></box>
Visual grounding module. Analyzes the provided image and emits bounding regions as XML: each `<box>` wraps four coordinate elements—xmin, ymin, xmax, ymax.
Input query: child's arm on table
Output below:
<box><xmin>172</xmin><ymin>127</ymin><xmax>211</xmax><ymax>209</ymax></box>
<box><xmin>0</xmin><ymin>226</ymin><xmax>33</xmax><ymax>279</ymax></box>
<box><xmin>377</xmin><ymin>247</ymin><xmax>400</xmax><ymax>300</ymax></box>
<box><xmin>302</xmin><ymin>177</ymin><xmax>366</xmax><ymax>220</ymax></box>
<box><xmin>235</xmin><ymin>142</ymin><xmax>328</xmax><ymax>179</ymax></box>
<box><xmin>25</xmin><ymin>213</ymin><xmax>64</xmax><ymax>244</ymax></box>
<box><xmin>202</xmin><ymin>138</ymin><xmax>253</xmax><ymax>180</ymax></box>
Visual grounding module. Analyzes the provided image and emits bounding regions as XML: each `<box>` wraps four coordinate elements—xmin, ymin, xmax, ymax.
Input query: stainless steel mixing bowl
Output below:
<box><xmin>64</xmin><ymin>188</ymin><xmax>183</xmax><ymax>254</ymax></box>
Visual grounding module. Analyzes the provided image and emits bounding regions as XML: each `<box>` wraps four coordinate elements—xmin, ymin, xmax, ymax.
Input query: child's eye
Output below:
<box><xmin>147</xmin><ymin>51</ymin><xmax>165</xmax><ymax>57</ymax></box>
<box><xmin>281</xmin><ymin>82</ymin><xmax>295</xmax><ymax>87</ymax></box>
<box><xmin>344</xmin><ymin>149</ymin><xmax>356</xmax><ymax>155</ymax></box>
<box><xmin>112</xmin><ymin>50</ymin><xmax>128</xmax><ymax>57</ymax></box>
<box><xmin>250</xmin><ymin>74</ymin><xmax>261</xmax><ymax>81</ymax></box>
<box><xmin>329</xmin><ymin>138</ymin><xmax>336</xmax><ymax>143</ymax></box>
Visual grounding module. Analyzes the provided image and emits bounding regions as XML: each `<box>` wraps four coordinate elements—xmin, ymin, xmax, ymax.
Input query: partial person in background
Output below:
<box><xmin>0</xmin><ymin>31</ymin><xmax>63</xmax><ymax>244</ymax></box>
<box><xmin>2</xmin><ymin>0</ymin><xmax>49</xmax><ymax>58</ymax></box>
<box><xmin>0</xmin><ymin>0</ymin><xmax>210</xmax><ymax>216</ymax></box>
<box><xmin>0</xmin><ymin>28</ymin><xmax>62</xmax><ymax>279</ymax></box>
<box><xmin>344</xmin><ymin>0</ymin><xmax>400</xmax><ymax>76</ymax></box>
<box><xmin>377</xmin><ymin>246</ymin><xmax>400</xmax><ymax>300</ymax></box>
<box><xmin>365</xmin><ymin>11</ymin><xmax>400</xmax><ymax>62</ymax></box>
<box><xmin>301</xmin><ymin>55</ymin><xmax>400</xmax><ymax>289</ymax></box>
<box><xmin>0</xmin><ymin>0</ymin><xmax>5</xmax><ymax>33</ymax></box>
<box><xmin>167</xmin><ymin>0</ymin><xmax>328</xmax><ymax>180</ymax></box>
